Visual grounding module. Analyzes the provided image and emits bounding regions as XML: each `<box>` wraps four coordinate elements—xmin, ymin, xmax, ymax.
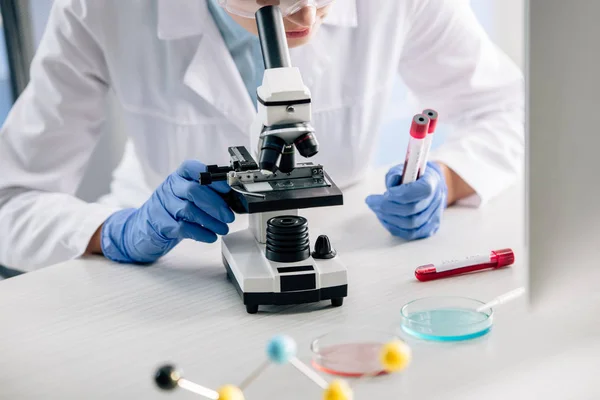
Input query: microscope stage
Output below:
<box><xmin>224</xmin><ymin>171</ymin><xmax>343</xmax><ymax>214</ymax></box>
<box><xmin>222</xmin><ymin>229</ymin><xmax>348</xmax><ymax>314</ymax></box>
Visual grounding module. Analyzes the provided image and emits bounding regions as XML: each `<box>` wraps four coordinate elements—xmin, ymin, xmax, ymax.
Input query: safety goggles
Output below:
<box><xmin>217</xmin><ymin>0</ymin><xmax>335</xmax><ymax>18</ymax></box>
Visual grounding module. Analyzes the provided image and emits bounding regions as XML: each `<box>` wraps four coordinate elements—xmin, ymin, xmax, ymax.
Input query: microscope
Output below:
<box><xmin>199</xmin><ymin>5</ymin><xmax>348</xmax><ymax>314</ymax></box>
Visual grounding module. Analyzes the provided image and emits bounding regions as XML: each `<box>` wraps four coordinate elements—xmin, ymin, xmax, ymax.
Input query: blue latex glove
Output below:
<box><xmin>365</xmin><ymin>161</ymin><xmax>448</xmax><ymax>241</ymax></box>
<box><xmin>101</xmin><ymin>160</ymin><xmax>235</xmax><ymax>264</ymax></box>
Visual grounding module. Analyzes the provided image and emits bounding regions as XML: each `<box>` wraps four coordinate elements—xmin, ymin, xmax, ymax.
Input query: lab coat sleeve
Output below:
<box><xmin>397</xmin><ymin>0</ymin><xmax>524</xmax><ymax>207</ymax></box>
<box><xmin>0</xmin><ymin>0</ymin><xmax>120</xmax><ymax>270</ymax></box>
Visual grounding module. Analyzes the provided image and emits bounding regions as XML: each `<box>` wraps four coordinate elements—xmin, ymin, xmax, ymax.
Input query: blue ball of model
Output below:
<box><xmin>266</xmin><ymin>335</ymin><xmax>297</xmax><ymax>364</ymax></box>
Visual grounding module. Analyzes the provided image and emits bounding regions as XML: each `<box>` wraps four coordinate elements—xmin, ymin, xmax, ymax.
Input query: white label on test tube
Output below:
<box><xmin>401</xmin><ymin>114</ymin><xmax>429</xmax><ymax>184</ymax></box>
<box><xmin>417</xmin><ymin>109</ymin><xmax>438</xmax><ymax>178</ymax></box>
<box><xmin>434</xmin><ymin>254</ymin><xmax>491</xmax><ymax>272</ymax></box>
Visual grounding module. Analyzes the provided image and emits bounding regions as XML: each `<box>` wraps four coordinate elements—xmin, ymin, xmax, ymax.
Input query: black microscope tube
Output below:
<box><xmin>256</xmin><ymin>6</ymin><xmax>292</xmax><ymax>69</ymax></box>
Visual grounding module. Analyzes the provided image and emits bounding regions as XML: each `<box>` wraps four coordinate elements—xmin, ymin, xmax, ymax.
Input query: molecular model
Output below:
<box><xmin>154</xmin><ymin>335</ymin><xmax>412</xmax><ymax>400</ymax></box>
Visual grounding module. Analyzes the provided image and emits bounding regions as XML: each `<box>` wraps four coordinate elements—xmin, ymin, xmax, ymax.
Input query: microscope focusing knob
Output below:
<box><xmin>312</xmin><ymin>235</ymin><xmax>337</xmax><ymax>259</ymax></box>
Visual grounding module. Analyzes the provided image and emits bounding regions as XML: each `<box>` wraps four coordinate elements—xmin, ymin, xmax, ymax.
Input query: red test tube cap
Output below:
<box><xmin>493</xmin><ymin>248</ymin><xmax>515</xmax><ymax>267</ymax></box>
<box><xmin>410</xmin><ymin>114</ymin><xmax>429</xmax><ymax>139</ymax></box>
<box><xmin>422</xmin><ymin>109</ymin><xmax>438</xmax><ymax>133</ymax></box>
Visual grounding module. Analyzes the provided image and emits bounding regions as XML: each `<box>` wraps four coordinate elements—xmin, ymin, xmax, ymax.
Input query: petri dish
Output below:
<box><xmin>400</xmin><ymin>296</ymin><xmax>493</xmax><ymax>342</ymax></box>
<box><xmin>310</xmin><ymin>328</ymin><xmax>398</xmax><ymax>377</ymax></box>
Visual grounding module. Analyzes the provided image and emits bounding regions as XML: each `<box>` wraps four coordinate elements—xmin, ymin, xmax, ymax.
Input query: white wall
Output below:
<box><xmin>483</xmin><ymin>0</ymin><xmax>525</xmax><ymax>69</ymax></box>
<box><xmin>527</xmin><ymin>0</ymin><xmax>600</xmax><ymax>311</ymax></box>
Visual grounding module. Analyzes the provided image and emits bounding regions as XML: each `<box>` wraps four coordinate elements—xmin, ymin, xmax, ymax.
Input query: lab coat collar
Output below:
<box><xmin>182</xmin><ymin>18</ymin><xmax>256</xmax><ymax>134</ymax></box>
<box><xmin>157</xmin><ymin>0</ymin><xmax>358</xmax><ymax>40</ymax></box>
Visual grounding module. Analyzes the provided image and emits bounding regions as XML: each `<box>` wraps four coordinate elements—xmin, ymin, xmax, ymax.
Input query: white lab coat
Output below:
<box><xmin>0</xmin><ymin>0</ymin><xmax>523</xmax><ymax>271</ymax></box>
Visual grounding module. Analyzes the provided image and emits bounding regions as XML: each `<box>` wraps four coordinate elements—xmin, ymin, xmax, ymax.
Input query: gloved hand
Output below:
<box><xmin>365</xmin><ymin>161</ymin><xmax>448</xmax><ymax>241</ymax></box>
<box><xmin>101</xmin><ymin>160</ymin><xmax>235</xmax><ymax>264</ymax></box>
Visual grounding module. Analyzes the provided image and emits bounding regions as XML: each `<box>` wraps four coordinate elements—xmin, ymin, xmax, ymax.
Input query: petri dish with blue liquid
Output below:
<box><xmin>400</xmin><ymin>296</ymin><xmax>493</xmax><ymax>341</ymax></box>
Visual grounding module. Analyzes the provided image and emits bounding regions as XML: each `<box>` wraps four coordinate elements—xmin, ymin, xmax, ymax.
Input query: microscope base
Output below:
<box><xmin>222</xmin><ymin>229</ymin><xmax>348</xmax><ymax>314</ymax></box>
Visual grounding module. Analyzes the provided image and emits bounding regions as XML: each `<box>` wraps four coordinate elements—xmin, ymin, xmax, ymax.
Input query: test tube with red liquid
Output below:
<box><xmin>415</xmin><ymin>249</ymin><xmax>515</xmax><ymax>281</ymax></box>
<box><xmin>400</xmin><ymin>114</ymin><xmax>430</xmax><ymax>184</ymax></box>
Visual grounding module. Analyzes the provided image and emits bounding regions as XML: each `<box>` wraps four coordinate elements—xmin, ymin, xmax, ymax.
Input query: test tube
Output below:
<box><xmin>400</xmin><ymin>114</ymin><xmax>430</xmax><ymax>184</ymax></box>
<box><xmin>417</xmin><ymin>109</ymin><xmax>438</xmax><ymax>178</ymax></box>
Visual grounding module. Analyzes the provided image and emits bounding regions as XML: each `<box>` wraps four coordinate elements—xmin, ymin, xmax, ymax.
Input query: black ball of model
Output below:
<box><xmin>155</xmin><ymin>365</ymin><xmax>181</xmax><ymax>390</ymax></box>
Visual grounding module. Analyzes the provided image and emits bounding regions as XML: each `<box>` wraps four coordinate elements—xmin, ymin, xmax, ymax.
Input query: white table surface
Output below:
<box><xmin>1</xmin><ymin>168</ymin><xmax>598</xmax><ymax>399</ymax></box>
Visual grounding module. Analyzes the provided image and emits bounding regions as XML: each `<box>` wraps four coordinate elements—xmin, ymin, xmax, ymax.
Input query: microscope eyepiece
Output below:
<box><xmin>259</xmin><ymin>135</ymin><xmax>286</xmax><ymax>172</ymax></box>
<box><xmin>294</xmin><ymin>132</ymin><xmax>319</xmax><ymax>158</ymax></box>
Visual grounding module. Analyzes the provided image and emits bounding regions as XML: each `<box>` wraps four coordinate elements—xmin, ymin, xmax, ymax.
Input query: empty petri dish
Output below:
<box><xmin>400</xmin><ymin>296</ymin><xmax>493</xmax><ymax>342</ymax></box>
<box><xmin>310</xmin><ymin>328</ymin><xmax>398</xmax><ymax>377</ymax></box>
